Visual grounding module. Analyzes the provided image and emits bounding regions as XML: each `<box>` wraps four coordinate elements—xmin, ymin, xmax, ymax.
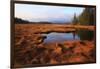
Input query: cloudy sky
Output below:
<box><xmin>15</xmin><ymin>4</ymin><xmax>84</xmax><ymax>23</ymax></box>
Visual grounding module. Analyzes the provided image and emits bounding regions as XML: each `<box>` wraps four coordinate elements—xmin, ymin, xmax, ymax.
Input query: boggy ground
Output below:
<box><xmin>14</xmin><ymin>24</ymin><xmax>96</xmax><ymax>67</ymax></box>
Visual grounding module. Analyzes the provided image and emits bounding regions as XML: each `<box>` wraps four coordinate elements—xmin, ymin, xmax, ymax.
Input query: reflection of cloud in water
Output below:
<box><xmin>43</xmin><ymin>33</ymin><xmax>80</xmax><ymax>43</ymax></box>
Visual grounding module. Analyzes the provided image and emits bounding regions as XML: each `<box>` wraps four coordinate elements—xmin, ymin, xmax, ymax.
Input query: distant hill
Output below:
<box><xmin>14</xmin><ymin>17</ymin><xmax>72</xmax><ymax>24</ymax></box>
<box><xmin>14</xmin><ymin>17</ymin><xmax>30</xmax><ymax>23</ymax></box>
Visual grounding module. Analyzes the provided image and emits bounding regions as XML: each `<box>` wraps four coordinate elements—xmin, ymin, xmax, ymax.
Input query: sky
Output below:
<box><xmin>15</xmin><ymin>4</ymin><xmax>85</xmax><ymax>23</ymax></box>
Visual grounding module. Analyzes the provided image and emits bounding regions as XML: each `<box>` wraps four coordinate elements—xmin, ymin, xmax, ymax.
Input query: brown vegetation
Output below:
<box><xmin>14</xmin><ymin>24</ymin><xmax>96</xmax><ymax>67</ymax></box>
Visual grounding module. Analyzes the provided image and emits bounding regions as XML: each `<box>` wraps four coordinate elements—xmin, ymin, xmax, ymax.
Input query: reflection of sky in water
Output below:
<box><xmin>43</xmin><ymin>33</ymin><xmax>80</xmax><ymax>43</ymax></box>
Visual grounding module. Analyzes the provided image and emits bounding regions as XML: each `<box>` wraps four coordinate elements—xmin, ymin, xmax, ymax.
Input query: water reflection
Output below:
<box><xmin>42</xmin><ymin>29</ymin><xmax>94</xmax><ymax>43</ymax></box>
<box><xmin>77</xmin><ymin>29</ymin><xmax>94</xmax><ymax>40</ymax></box>
<box><xmin>43</xmin><ymin>32</ymin><xmax>80</xmax><ymax>43</ymax></box>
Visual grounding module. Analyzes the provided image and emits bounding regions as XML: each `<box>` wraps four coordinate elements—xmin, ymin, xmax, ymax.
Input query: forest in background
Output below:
<box><xmin>73</xmin><ymin>8</ymin><xmax>95</xmax><ymax>25</ymax></box>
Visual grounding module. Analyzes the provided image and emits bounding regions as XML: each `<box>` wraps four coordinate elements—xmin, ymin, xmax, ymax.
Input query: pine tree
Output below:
<box><xmin>78</xmin><ymin>8</ymin><xmax>95</xmax><ymax>25</ymax></box>
<box><xmin>72</xmin><ymin>13</ymin><xmax>78</xmax><ymax>25</ymax></box>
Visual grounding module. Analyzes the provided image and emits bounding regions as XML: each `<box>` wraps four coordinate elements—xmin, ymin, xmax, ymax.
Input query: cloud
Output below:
<box><xmin>15</xmin><ymin>4</ymin><xmax>84</xmax><ymax>23</ymax></box>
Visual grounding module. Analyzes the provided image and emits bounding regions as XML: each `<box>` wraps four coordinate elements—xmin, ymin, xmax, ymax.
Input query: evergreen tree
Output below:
<box><xmin>72</xmin><ymin>13</ymin><xmax>78</xmax><ymax>25</ymax></box>
<box><xmin>78</xmin><ymin>8</ymin><xmax>95</xmax><ymax>25</ymax></box>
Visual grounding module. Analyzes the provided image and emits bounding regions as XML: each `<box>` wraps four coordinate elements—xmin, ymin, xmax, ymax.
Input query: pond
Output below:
<box><xmin>42</xmin><ymin>30</ymin><xmax>94</xmax><ymax>43</ymax></box>
<box><xmin>43</xmin><ymin>32</ymin><xmax>80</xmax><ymax>43</ymax></box>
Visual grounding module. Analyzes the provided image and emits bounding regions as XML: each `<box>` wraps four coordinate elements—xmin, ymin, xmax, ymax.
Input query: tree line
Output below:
<box><xmin>72</xmin><ymin>8</ymin><xmax>96</xmax><ymax>25</ymax></box>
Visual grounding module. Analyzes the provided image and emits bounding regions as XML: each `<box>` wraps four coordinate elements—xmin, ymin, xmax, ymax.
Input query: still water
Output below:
<box><xmin>43</xmin><ymin>32</ymin><xmax>80</xmax><ymax>43</ymax></box>
<box><xmin>42</xmin><ymin>30</ymin><xmax>94</xmax><ymax>43</ymax></box>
